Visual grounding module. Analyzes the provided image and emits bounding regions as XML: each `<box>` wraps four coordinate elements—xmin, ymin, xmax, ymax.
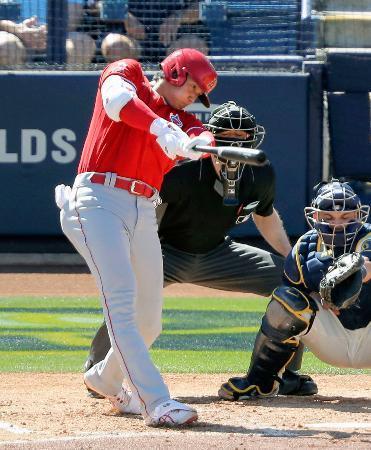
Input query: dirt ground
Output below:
<box><xmin>0</xmin><ymin>272</ymin><xmax>370</xmax><ymax>449</ymax></box>
<box><xmin>0</xmin><ymin>272</ymin><xmax>249</xmax><ymax>298</ymax></box>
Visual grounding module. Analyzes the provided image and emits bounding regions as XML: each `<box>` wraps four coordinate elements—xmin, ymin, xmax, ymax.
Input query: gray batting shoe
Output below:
<box><xmin>145</xmin><ymin>399</ymin><xmax>198</xmax><ymax>427</ymax></box>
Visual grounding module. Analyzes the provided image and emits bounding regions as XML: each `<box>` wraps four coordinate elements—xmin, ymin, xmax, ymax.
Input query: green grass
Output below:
<box><xmin>0</xmin><ymin>296</ymin><xmax>369</xmax><ymax>374</ymax></box>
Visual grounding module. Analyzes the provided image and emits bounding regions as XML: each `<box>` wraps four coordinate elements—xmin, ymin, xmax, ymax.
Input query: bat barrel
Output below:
<box><xmin>193</xmin><ymin>145</ymin><xmax>268</xmax><ymax>166</ymax></box>
<box><xmin>218</xmin><ymin>148</ymin><xmax>267</xmax><ymax>165</ymax></box>
<box><xmin>195</xmin><ymin>145</ymin><xmax>267</xmax><ymax>166</ymax></box>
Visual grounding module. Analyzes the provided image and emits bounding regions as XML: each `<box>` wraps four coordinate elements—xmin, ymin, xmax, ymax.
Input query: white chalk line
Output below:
<box><xmin>0</xmin><ymin>426</ymin><xmax>310</xmax><ymax>445</ymax></box>
<box><xmin>1</xmin><ymin>422</ymin><xmax>370</xmax><ymax>446</ymax></box>
<box><xmin>0</xmin><ymin>421</ymin><xmax>31</xmax><ymax>434</ymax></box>
<box><xmin>305</xmin><ymin>422</ymin><xmax>371</xmax><ymax>430</ymax></box>
<box><xmin>0</xmin><ymin>431</ymin><xmax>171</xmax><ymax>446</ymax></box>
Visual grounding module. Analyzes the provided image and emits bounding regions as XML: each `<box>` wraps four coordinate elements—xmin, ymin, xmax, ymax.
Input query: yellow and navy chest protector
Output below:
<box><xmin>284</xmin><ymin>224</ymin><xmax>371</xmax><ymax>330</ymax></box>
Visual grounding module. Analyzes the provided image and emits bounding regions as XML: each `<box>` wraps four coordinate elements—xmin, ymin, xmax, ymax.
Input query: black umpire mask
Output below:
<box><xmin>206</xmin><ymin>101</ymin><xmax>265</xmax><ymax>206</ymax></box>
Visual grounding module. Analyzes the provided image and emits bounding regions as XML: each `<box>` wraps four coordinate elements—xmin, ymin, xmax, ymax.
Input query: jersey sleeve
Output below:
<box><xmin>251</xmin><ymin>163</ymin><xmax>275</xmax><ymax>216</ymax></box>
<box><xmin>181</xmin><ymin>113</ymin><xmax>208</xmax><ymax>138</ymax></box>
<box><xmin>100</xmin><ymin>59</ymin><xmax>144</xmax><ymax>92</ymax></box>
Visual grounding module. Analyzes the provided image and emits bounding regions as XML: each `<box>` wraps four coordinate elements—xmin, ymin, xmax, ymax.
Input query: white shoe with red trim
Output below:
<box><xmin>145</xmin><ymin>399</ymin><xmax>198</xmax><ymax>427</ymax></box>
<box><xmin>108</xmin><ymin>388</ymin><xmax>141</xmax><ymax>415</ymax></box>
<box><xmin>84</xmin><ymin>369</ymin><xmax>141</xmax><ymax>415</ymax></box>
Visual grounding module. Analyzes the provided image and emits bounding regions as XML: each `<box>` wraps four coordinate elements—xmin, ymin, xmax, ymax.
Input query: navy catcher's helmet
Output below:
<box><xmin>305</xmin><ymin>179</ymin><xmax>369</xmax><ymax>253</ymax></box>
<box><xmin>206</xmin><ymin>101</ymin><xmax>265</xmax><ymax>149</ymax></box>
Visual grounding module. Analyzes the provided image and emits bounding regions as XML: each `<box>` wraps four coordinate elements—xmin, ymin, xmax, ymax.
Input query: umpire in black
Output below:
<box><xmin>85</xmin><ymin>101</ymin><xmax>317</xmax><ymax>396</ymax></box>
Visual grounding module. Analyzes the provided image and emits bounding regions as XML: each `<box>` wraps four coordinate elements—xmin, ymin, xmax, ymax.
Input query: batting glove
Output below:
<box><xmin>179</xmin><ymin>133</ymin><xmax>213</xmax><ymax>160</ymax></box>
<box><xmin>150</xmin><ymin>118</ymin><xmax>190</xmax><ymax>160</ymax></box>
<box><xmin>55</xmin><ymin>184</ymin><xmax>72</xmax><ymax>209</ymax></box>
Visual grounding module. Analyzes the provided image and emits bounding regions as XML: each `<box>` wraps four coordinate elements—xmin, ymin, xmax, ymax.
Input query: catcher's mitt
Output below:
<box><xmin>319</xmin><ymin>252</ymin><xmax>364</xmax><ymax>309</ymax></box>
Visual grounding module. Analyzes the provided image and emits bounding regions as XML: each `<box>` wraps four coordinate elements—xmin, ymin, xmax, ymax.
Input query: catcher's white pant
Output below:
<box><xmin>302</xmin><ymin>299</ymin><xmax>371</xmax><ymax>368</ymax></box>
<box><xmin>59</xmin><ymin>172</ymin><xmax>169</xmax><ymax>416</ymax></box>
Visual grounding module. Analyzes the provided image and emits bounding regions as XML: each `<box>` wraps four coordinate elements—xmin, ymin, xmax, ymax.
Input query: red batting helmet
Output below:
<box><xmin>160</xmin><ymin>48</ymin><xmax>217</xmax><ymax>108</ymax></box>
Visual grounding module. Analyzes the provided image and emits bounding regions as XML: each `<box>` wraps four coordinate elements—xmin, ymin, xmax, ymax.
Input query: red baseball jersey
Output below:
<box><xmin>78</xmin><ymin>59</ymin><xmax>208</xmax><ymax>190</ymax></box>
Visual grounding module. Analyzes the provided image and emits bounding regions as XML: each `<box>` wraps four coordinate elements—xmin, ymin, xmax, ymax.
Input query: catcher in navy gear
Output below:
<box><xmin>85</xmin><ymin>101</ymin><xmax>317</xmax><ymax>399</ymax></box>
<box><xmin>219</xmin><ymin>179</ymin><xmax>371</xmax><ymax>400</ymax></box>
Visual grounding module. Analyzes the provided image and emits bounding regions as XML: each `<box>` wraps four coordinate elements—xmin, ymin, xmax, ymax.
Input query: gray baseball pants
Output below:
<box><xmin>85</xmin><ymin>237</ymin><xmax>292</xmax><ymax>370</ymax></box>
<box><xmin>61</xmin><ymin>172</ymin><xmax>169</xmax><ymax>416</ymax></box>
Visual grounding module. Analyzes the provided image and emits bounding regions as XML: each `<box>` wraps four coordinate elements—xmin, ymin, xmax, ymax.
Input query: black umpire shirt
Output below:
<box><xmin>158</xmin><ymin>157</ymin><xmax>275</xmax><ymax>253</ymax></box>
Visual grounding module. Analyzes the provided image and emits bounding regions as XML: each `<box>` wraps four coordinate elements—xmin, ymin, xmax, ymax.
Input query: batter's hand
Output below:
<box><xmin>55</xmin><ymin>184</ymin><xmax>72</xmax><ymax>209</ymax></box>
<box><xmin>150</xmin><ymin>118</ymin><xmax>200</xmax><ymax>160</ymax></box>
<box><xmin>180</xmin><ymin>134</ymin><xmax>212</xmax><ymax>160</ymax></box>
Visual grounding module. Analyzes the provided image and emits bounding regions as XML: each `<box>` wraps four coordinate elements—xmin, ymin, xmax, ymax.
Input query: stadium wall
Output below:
<box><xmin>0</xmin><ymin>70</ymin><xmax>323</xmax><ymax>238</ymax></box>
<box><xmin>324</xmin><ymin>51</ymin><xmax>371</xmax><ymax>182</ymax></box>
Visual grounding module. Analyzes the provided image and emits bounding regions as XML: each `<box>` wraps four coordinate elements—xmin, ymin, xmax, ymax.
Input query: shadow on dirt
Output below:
<box><xmin>190</xmin><ymin>421</ymin><xmax>371</xmax><ymax>441</ymax></box>
<box><xmin>176</xmin><ymin>393</ymin><xmax>371</xmax><ymax>414</ymax></box>
<box><xmin>171</xmin><ymin>395</ymin><xmax>371</xmax><ymax>441</ymax></box>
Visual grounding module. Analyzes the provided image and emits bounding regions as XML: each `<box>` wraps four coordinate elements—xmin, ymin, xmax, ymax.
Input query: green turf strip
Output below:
<box><xmin>0</xmin><ymin>296</ymin><xmax>369</xmax><ymax>375</ymax></box>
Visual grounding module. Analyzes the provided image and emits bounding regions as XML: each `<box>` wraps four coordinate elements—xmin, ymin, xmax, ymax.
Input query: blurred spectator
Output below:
<box><xmin>135</xmin><ymin>0</ymin><xmax>210</xmax><ymax>60</ymax></box>
<box><xmin>66</xmin><ymin>1</ymin><xmax>97</xmax><ymax>65</ymax></box>
<box><xmin>0</xmin><ymin>0</ymin><xmax>95</xmax><ymax>66</ymax></box>
<box><xmin>78</xmin><ymin>0</ymin><xmax>141</xmax><ymax>63</ymax></box>
<box><xmin>78</xmin><ymin>0</ymin><xmax>210</xmax><ymax>64</ymax></box>
<box><xmin>168</xmin><ymin>2</ymin><xmax>210</xmax><ymax>55</ymax></box>
<box><xmin>1</xmin><ymin>1</ymin><xmax>209</xmax><ymax>66</ymax></box>
<box><xmin>0</xmin><ymin>14</ymin><xmax>46</xmax><ymax>65</ymax></box>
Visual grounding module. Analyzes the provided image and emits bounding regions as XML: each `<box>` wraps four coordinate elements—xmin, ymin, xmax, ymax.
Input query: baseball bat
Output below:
<box><xmin>194</xmin><ymin>145</ymin><xmax>268</xmax><ymax>166</ymax></box>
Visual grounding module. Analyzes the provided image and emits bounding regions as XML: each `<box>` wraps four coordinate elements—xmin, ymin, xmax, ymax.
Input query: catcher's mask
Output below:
<box><xmin>206</xmin><ymin>101</ymin><xmax>265</xmax><ymax>206</ymax></box>
<box><xmin>305</xmin><ymin>179</ymin><xmax>369</xmax><ymax>254</ymax></box>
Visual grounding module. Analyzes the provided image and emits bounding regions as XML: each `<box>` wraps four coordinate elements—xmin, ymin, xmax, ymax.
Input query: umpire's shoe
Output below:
<box><xmin>218</xmin><ymin>375</ymin><xmax>279</xmax><ymax>400</ymax></box>
<box><xmin>279</xmin><ymin>370</ymin><xmax>318</xmax><ymax>396</ymax></box>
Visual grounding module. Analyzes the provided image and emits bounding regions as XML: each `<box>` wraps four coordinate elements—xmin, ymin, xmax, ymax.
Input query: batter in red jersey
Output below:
<box><xmin>56</xmin><ymin>49</ymin><xmax>217</xmax><ymax>427</ymax></box>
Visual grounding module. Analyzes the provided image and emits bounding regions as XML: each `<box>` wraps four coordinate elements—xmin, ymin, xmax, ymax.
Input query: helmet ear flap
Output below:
<box><xmin>171</xmin><ymin>67</ymin><xmax>178</xmax><ymax>81</ymax></box>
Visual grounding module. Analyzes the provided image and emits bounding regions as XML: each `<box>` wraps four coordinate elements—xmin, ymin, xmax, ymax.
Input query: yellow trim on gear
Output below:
<box><xmin>282</xmin><ymin>337</ymin><xmax>300</xmax><ymax>346</ymax></box>
<box><xmin>284</xmin><ymin>350</ymin><xmax>296</xmax><ymax>370</ymax></box>
<box><xmin>283</xmin><ymin>269</ymin><xmax>299</xmax><ymax>285</ymax></box>
<box><xmin>228</xmin><ymin>380</ymin><xmax>276</xmax><ymax>397</ymax></box>
<box><xmin>255</xmin><ymin>385</ymin><xmax>278</xmax><ymax>397</ymax></box>
<box><xmin>279</xmin><ymin>338</ymin><xmax>299</xmax><ymax>376</ymax></box>
<box><xmin>220</xmin><ymin>385</ymin><xmax>234</xmax><ymax>397</ymax></box>
<box><xmin>355</xmin><ymin>231</ymin><xmax>371</xmax><ymax>253</ymax></box>
<box><xmin>228</xmin><ymin>380</ymin><xmax>256</xmax><ymax>394</ymax></box>
<box><xmin>273</xmin><ymin>287</ymin><xmax>312</xmax><ymax>327</ymax></box>
<box><xmin>295</xmin><ymin>238</ymin><xmax>307</xmax><ymax>287</ymax></box>
<box><xmin>284</xmin><ymin>237</ymin><xmax>308</xmax><ymax>289</ymax></box>
<box><xmin>317</xmin><ymin>237</ymin><xmax>325</xmax><ymax>252</ymax></box>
